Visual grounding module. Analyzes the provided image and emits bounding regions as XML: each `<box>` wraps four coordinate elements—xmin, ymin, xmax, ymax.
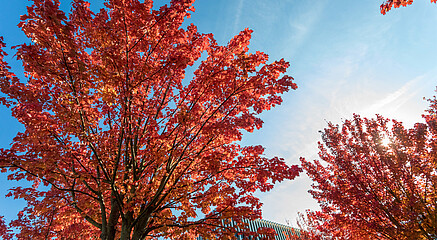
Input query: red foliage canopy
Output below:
<box><xmin>301</xmin><ymin>105</ymin><xmax>437</xmax><ymax>239</ymax></box>
<box><xmin>0</xmin><ymin>0</ymin><xmax>300</xmax><ymax>239</ymax></box>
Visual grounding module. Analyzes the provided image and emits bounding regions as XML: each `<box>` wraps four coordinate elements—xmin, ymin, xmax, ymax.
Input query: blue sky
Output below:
<box><xmin>1</xmin><ymin>0</ymin><xmax>437</xmax><ymax>229</ymax></box>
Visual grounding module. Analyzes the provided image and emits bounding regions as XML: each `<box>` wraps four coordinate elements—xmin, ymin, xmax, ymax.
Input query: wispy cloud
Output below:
<box><xmin>233</xmin><ymin>0</ymin><xmax>244</xmax><ymax>35</ymax></box>
<box><xmin>362</xmin><ymin>75</ymin><xmax>424</xmax><ymax>117</ymax></box>
<box><xmin>282</xmin><ymin>2</ymin><xmax>327</xmax><ymax>56</ymax></box>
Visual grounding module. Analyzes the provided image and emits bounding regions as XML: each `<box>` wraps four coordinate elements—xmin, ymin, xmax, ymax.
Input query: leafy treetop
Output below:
<box><xmin>300</xmin><ymin>105</ymin><xmax>437</xmax><ymax>239</ymax></box>
<box><xmin>0</xmin><ymin>0</ymin><xmax>300</xmax><ymax>239</ymax></box>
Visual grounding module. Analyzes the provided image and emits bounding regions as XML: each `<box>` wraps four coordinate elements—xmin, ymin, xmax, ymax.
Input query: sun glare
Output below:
<box><xmin>381</xmin><ymin>136</ymin><xmax>391</xmax><ymax>147</ymax></box>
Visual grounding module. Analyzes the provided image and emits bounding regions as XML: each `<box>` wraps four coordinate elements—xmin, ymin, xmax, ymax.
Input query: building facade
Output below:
<box><xmin>198</xmin><ymin>219</ymin><xmax>304</xmax><ymax>240</ymax></box>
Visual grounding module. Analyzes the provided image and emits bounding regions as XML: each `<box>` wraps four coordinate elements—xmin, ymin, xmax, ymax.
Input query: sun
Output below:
<box><xmin>381</xmin><ymin>136</ymin><xmax>391</xmax><ymax>147</ymax></box>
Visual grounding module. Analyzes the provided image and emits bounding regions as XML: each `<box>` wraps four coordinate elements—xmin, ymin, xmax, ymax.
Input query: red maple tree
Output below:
<box><xmin>0</xmin><ymin>0</ymin><xmax>301</xmax><ymax>239</ymax></box>
<box><xmin>380</xmin><ymin>0</ymin><xmax>437</xmax><ymax>14</ymax></box>
<box><xmin>300</xmin><ymin>104</ymin><xmax>437</xmax><ymax>239</ymax></box>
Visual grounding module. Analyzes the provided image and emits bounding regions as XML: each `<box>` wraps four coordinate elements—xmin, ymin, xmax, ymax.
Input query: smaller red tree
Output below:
<box><xmin>300</xmin><ymin>108</ymin><xmax>437</xmax><ymax>239</ymax></box>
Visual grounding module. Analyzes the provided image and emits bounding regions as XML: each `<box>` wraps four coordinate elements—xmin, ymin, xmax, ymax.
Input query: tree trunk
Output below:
<box><xmin>119</xmin><ymin>211</ymin><xmax>134</xmax><ymax>240</ymax></box>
